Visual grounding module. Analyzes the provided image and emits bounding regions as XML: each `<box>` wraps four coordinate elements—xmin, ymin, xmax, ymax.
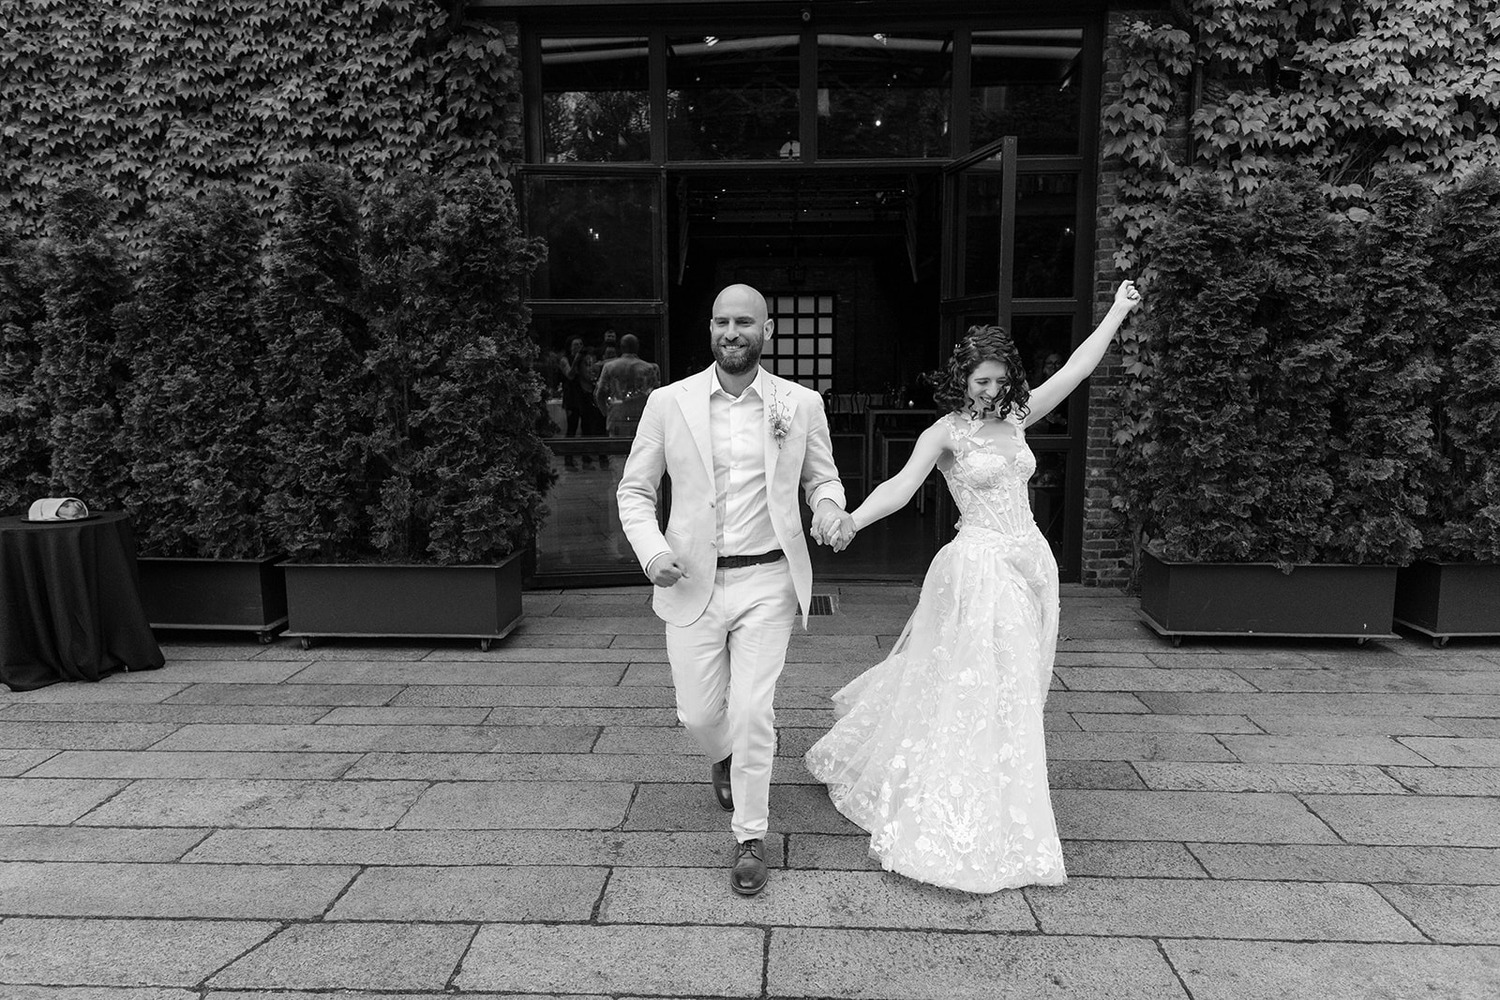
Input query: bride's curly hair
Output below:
<box><xmin>932</xmin><ymin>325</ymin><xmax>1031</xmax><ymax>420</ymax></box>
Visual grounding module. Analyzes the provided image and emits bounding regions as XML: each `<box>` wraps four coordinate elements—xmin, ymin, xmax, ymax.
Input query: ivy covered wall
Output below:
<box><xmin>0</xmin><ymin>0</ymin><xmax>522</xmax><ymax>249</ymax></box>
<box><xmin>1083</xmin><ymin>0</ymin><xmax>1500</xmax><ymax>587</ymax></box>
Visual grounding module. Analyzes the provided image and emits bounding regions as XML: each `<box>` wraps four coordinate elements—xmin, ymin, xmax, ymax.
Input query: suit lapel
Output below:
<box><xmin>677</xmin><ymin>367</ymin><xmax>716</xmax><ymax>486</ymax></box>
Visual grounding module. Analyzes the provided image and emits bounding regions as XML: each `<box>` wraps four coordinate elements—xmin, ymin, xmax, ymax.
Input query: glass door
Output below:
<box><xmin>523</xmin><ymin>169</ymin><xmax>670</xmax><ymax>586</ymax></box>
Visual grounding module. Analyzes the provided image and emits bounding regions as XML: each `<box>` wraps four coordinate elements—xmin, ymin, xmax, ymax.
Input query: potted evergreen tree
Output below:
<box><xmin>1122</xmin><ymin>170</ymin><xmax>1410</xmax><ymax>643</ymax></box>
<box><xmin>263</xmin><ymin>166</ymin><xmax>550</xmax><ymax>648</ymax></box>
<box><xmin>1394</xmin><ymin>167</ymin><xmax>1500</xmax><ymax>645</ymax></box>
<box><xmin>0</xmin><ymin>221</ymin><xmax>50</xmax><ymax>515</ymax></box>
<box><xmin>120</xmin><ymin>190</ymin><xmax>286</xmax><ymax>640</ymax></box>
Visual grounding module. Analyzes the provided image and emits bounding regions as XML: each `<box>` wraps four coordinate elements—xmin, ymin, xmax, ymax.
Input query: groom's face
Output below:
<box><xmin>709</xmin><ymin>287</ymin><xmax>771</xmax><ymax>376</ymax></box>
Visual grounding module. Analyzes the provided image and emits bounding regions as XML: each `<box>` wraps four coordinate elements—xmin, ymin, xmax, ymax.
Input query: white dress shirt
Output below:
<box><xmin>709</xmin><ymin>366</ymin><xmax>779</xmax><ymax>558</ymax></box>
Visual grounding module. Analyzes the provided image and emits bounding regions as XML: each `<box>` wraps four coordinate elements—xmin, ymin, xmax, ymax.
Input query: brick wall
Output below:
<box><xmin>1081</xmin><ymin>6</ymin><xmax>1190</xmax><ymax>589</ymax></box>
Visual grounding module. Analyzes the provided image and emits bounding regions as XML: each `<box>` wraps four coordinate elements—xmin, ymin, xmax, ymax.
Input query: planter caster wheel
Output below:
<box><xmin>479</xmin><ymin>638</ymin><xmax>492</xmax><ymax>652</ymax></box>
<box><xmin>1356</xmin><ymin>637</ymin><xmax>1370</xmax><ymax>646</ymax></box>
<box><xmin>1170</xmin><ymin>635</ymin><xmax>1184</xmax><ymax>648</ymax></box>
<box><xmin>1433</xmin><ymin>635</ymin><xmax>1450</xmax><ymax>649</ymax></box>
<box><xmin>300</xmin><ymin>637</ymin><xmax>314</xmax><ymax>650</ymax></box>
<box><xmin>256</xmin><ymin>631</ymin><xmax>275</xmax><ymax>645</ymax></box>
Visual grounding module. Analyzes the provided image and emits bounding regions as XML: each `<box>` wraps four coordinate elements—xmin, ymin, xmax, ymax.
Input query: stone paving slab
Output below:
<box><xmin>599</xmin><ymin>868</ymin><xmax>1037</xmax><ymax>930</ymax></box>
<box><xmin>157</xmin><ymin>643</ymin><xmax>263</xmax><ymax>661</ymax></box>
<box><xmin>1189</xmin><ymin>843</ymin><xmax>1500</xmax><ymax>884</ymax></box>
<box><xmin>0</xmin><ymin>861</ymin><xmax>355</xmax><ymax>919</ymax></box>
<box><xmin>253</xmin><ymin>645</ymin><xmax>430</xmax><ymax>660</ymax></box>
<box><xmin>1246</xmin><ymin>713</ymin><xmax>1455</xmax><ymax>735</ymax></box>
<box><xmin>0</xmin><ymin>683</ymin><xmax>188</xmax><ymax>705</ymax></box>
<box><xmin>207</xmin><ymin>922</ymin><xmax>474</xmax><ymax>992</ymax></box>
<box><xmin>25</xmin><ymin>750</ymin><xmax>360</xmax><ymax>780</ymax></box>
<box><xmin>1242</xmin><ymin>667</ymin><xmax>1500</xmax><ymax>694</ymax></box>
<box><xmin>0</xmin><ymin>917</ymin><xmax>276</xmax><ymax>987</ymax></box>
<box><xmin>0</xmin><ymin>722</ymin><xmax>182</xmax><ymax>750</ymax></box>
<box><xmin>1398</xmin><ymin>735</ymin><xmax>1500</xmax><ymax>766</ymax></box>
<box><xmin>77</xmin><ymin>778</ymin><xmax>426</xmax><ymax>829</ymax></box>
<box><xmin>1133</xmin><ymin>761</ymin><xmax>1407</xmax><ymax>794</ymax></box>
<box><xmin>0</xmin><ymin>748</ymin><xmax>54</xmax><ymax>775</ymax></box>
<box><xmin>7</xmin><ymin>987</ymin><xmax>199</xmax><ymax>1000</ymax></box>
<box><xmin>1145</xmin><ymin>651</ymin><xmax>1315</xmax><ymax>669</ymax></box>
<box><xmin>1027</xmin><ymin>877</ymin><xmax>1421</xmax><ymax>941</ymax></box>
<box><xmin>1162</xmin><ymin>940</ymin><xmax>1500</xmax><ymax>1000</ymax></box>
<box><xmin>396</xmin><ymin>780</ymin><xmax>634</xmax><ymax>829</ymax></box>
<box><xmin>1139</xmin><ymin>691</ymin><xmax>1500</xmax><ymax>717</ymax></box>
<box><xmin>455</xmin><ymin>924</ymin><xmax>764</xmax><ymax>996</ymax></box>
<box><xmin>1385</xmin><ymin>765</ymin><xmax>1500</xmax><ymax>796</ymax></box>
<box><xmin>308</xmin><ymin>652</ymin><xmax>644</xmax><ymax>672</ymax></box>
<box><xmin>342</xmin><ymin>750</ymin><xmax>717</xmax><ymax>783</ymax></box>
<box><xmin>0</xmin><ymin>826</ymin><xmax>209</xmax><ymax>863</ymax></box>
<box><xmin>1218</xmin><ymin>734</ymin><xmax>1433</xmax><ymax>765</ymax></box>
<box><xmin>163</xmin><ymin>682</ymin><xmax>405</xmax><ymax>705</ymax></box>
<box><xmin>315</xmin><ymin>706</ymin><xmax>491</xmax><ymax>725</ymax></box>
<box><xmin>484</xmin><ymin>705</ymin><xmax>680</xmax><ymax>726</ymax></box>
<box><xmin>0</xmin><ymin>703</ymin><xmax>331</xmax><ymax>725</ymax></box>
<box><xmin>106</xmin><ymin>660</ymin><xmax>307</xmax><ymax>684</ymax></box>
<box><xmin>1070</xmin><ymin>712</ymin><xmax>1261</xmax><ymax>733</ymax></box>
<box><xmin>1374</xmin><ymin>884</ymin><xmax>1500</xmax><ymax>943</ymax></box>
<box><xmin>1301</xmin><ymin>793</ymin><xmax>1500</xmax><ymax>847</ymax></box>
<box><xmin>0</xmin><ymin>778</ymin><xmax>129</xmax><ymax>825</ymax></box>
<box><xmin>766</xmin><ymin>928</ymin><xmax>1187</xmax><ymax>999</ymax></box>
<box><xmin>1438</xmin><ymin>717</ymin><xmax>1500</xmax><ymax>737</ymax></box>
<box><xmin>625</xmin><ymin>782</ymin><xmax>861</xmax><ymax>834</ymax></box>
<box><xmin>149</xmin><ymin>722</ymin><xmax>596</xmax><ymax>753</ymax></box>
<box><xmin>183</xmin><ymin>828</ymin><xmax>786</xmax><ymax>868</ymax></box>
<box><xmin>1045</xmin><ymin>732</ymin><xmax>1238</xmax><ymax>761</ymax></box>
<box><xmin>1054</xmin><ymin>667</ymin><xmax>1256</xmax><ymax>692</ymax></box>
<box><xmin>1053</xmin><ymin>790</ymin><xmax>1340</xmax><ymax>843</ymax></box>
<box><xmin>327</xmin><ymin>865</ymin><xmax>608</xmax><ymax>922</ymax></box>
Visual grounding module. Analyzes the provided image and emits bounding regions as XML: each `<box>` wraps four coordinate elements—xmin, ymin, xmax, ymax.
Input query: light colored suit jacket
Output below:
<box><xmin>617</xmin><ymin>365</ymin><xmax>845</xmax><ymax>629</ymax></box>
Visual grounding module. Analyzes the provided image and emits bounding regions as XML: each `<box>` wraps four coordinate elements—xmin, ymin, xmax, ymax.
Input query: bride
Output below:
<box><xmin>806</xmin><ymin>279</ymin><xmax>1142</xmax><ymax>892</ymax></box>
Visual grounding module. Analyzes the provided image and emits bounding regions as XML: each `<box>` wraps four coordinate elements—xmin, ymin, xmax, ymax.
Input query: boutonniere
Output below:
<box><xmin>768</xmin><ymin>384</ymin><xmax>792</xmax><ymax>449</ymax></box>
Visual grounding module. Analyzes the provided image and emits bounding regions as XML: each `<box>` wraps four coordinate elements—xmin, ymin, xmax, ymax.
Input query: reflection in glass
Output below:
<box><xmin>541</xmin><ymin>37</ymin><xmax>651</xmax><ymax>162</ymax></box>
<box><xmin>970</xmin><ymin>29</ymin><xmax>1082</xmax><ymax>155</ymax></box>
<box><xmin>667</xmin><ymin>34</ymin><xmax>800</xmax><ymax>160</ymax></box>
<box><xmin>817</xmin><ymin>32</ymin><xmax>952</xmax><ymax>158</ymax></box>
<box><xmin>962</xmin><ymin>169</ymin><xmax>1004</xmax><ymax>296</ymax></box>
<box><xmin>526</xmin><ymin>176</ymin><xmax>657</xmax><ymax>299</ymax></box>
<box><xmin>530</xmin><ymin>316</ymin><xmax>662</xmax><ymax>444</ymax></box>
<box><xmin>1028</xmin><ymin>450</ymin><xmax>1067</xmax><ymax>557</ymax></box>
<box><xmin>1012</xmin><ymin>314</ymin><xmax>1074</xmax><ymax>433</ymax></box>
<box><xmin>1014</xmin><ymin>174</ymin><xmax>1077</xmax><ymax>298</ymax></box>
<box><xmin>534</xmin><ymin>450</ymin><xmax>640</xmax><ymax>574</ymax></box>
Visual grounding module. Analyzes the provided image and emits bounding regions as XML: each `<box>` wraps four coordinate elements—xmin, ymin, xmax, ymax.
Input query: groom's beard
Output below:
<box><xmin>713</xmin><ymin>341</ymin><xmax>762</xmax><ymax>375</ymax></box>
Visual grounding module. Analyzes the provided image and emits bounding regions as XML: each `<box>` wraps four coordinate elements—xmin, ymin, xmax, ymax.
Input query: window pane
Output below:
<box><xmin>1029</xmin><ymin>450</ymin><xmax>1067</xmax><ymax>558</ymax></box>
<box><xmin>1011</xmin><ymin>314</ymin><xmax>1074</xmax><ymax>433</ymax></box>
<box><xmin>668</xmin><ymin>34</ymin><xmax>800</xmax><ymax>160</ymax></box>
<box><xmin>1014</xmin><ymin>173</ymin><xmax>1078</xmax><ymax>298</ymax></box>
<box><xmin>970</xmin><ymin>29</ymin><xmax>1082</xmax><ymax>155</ymax></box>
<box><xmin>817</xmin><ymin>32</ymin><xmax>952</xmax><ymax>158</ymax></box>
<box><xmin>526</xmin><ymin>176</ymin><xmax>657</xmax><ymax>299</ymax></box>
<box><xmin>962</xmin><ymin>168</ymin><xmax>1004</xmax><ymax>296</ymax></box>
<box><xmin>541</xmin><ymin>37</ymin><xmax>651</xmax><ymax>162</ymax></box>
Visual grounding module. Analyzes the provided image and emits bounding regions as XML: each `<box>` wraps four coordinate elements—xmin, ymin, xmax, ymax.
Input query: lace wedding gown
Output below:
<box><xmin>805</xmin><ymin>411</ymin><xmax>1065</xmax><ymax>892</ymax></box>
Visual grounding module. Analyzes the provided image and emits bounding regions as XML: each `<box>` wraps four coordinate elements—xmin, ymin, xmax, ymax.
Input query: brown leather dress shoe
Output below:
<box><xmin>712</xmin><ymin>754</ymin><xmax>733</xmax><ymax>811</ymax></box>
<box><xmin>731</xmin><ymin>838</ymin><xmax>767</xmax><ymax>896</ymax></box>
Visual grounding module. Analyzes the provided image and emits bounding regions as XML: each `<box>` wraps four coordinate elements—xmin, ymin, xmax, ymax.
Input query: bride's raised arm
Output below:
<box><xmin>1022</xmin><ymin>280</ymin><xmax>1141</xmax><ymax>430</ymax></box>
<box><xmin>849</xmin><ymin>420</ymin><xmax>953</xmax><ymax>532</ymax></box>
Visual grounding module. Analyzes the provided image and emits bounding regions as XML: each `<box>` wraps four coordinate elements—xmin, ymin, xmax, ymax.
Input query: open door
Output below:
<box><xmin>934</xmin><ymin>136</ymin><xmax>1017</xmax><ymax>537</ymax></box>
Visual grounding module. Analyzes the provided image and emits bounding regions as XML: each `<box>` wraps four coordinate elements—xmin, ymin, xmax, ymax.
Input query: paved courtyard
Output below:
<box><xmin>2</xmin><ymin>583</ymin><xmax>1499</xmax><ymax>999</ymax></box>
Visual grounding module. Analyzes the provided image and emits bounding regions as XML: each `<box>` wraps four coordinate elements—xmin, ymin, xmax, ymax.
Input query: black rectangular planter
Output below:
<box><xmin>281</xmin><ymin>553</ymin><xmax>523</xmax><ymax>649</ymax></box>
<box><xmin>1394</xmin><ymin>560</ymin><xmax>1500</xmax><ymax>646</ymax></box>
<box><xmin>1139</xmin><ymin>550</ymin><xmax>1398</xmax><ymax>643</ymax></box>
<box><xmin>137</xmin><ymin>556</ymin><xmax>287</xmax><ymax>641</ymax></box>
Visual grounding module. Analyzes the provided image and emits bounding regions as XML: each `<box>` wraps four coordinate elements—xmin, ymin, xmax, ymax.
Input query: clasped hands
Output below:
<box><xmin>812</xmin><ymin>500</ymin><xmax>856</xmax><ymax>553</ymax></box>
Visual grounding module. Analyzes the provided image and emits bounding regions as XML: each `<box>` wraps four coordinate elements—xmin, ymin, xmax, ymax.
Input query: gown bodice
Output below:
<box><xmin>940</xmin><ymin>412</ymin><xmax>1038</xmax><ymax>538</ymax></box>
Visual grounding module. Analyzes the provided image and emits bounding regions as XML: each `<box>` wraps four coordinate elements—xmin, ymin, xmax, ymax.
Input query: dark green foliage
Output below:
<box><xmin>359</xmin><ymin>173</ymin><xmax>551</xmax><ymax>563</ymax></box>
<box><xmin>258</xmin><ymin>165</ymin><xmax>373</xmax><ymax>561</ymax></box>
<box><xmin>0</xmin><ymin>222</ymin><xmax>49</xmax><ymax>513</ymax></box>
<box><xmin>1427</xmin><ymin>168</ymin><xmax>1500</xmax><ymax>562</ymax></box>
<box><xmin>30</xmin><ymin>187</ymin><xmax>132</xmax><ymax>509</ymax></box>
<box><xmin>1328</xmin><ymin>168</ymin><xmax>1442</xmax><ymax>565</ymax></box>
<box><xmin>121</xmin><ymin>189</ymin><xmax>270</xmax><ymax>558</ymax></box>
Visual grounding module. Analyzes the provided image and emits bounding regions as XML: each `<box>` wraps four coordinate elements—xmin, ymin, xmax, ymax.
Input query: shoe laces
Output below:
<box><xmin>735</xmin><ymin>839</ymin><xmax>762</xmax><ymax>860</ymax></box>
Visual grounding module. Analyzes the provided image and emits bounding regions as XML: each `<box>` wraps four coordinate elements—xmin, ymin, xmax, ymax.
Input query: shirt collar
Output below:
<box><xmin>710</xmin><ymin>364</ymin><xmax>766</xmax><ymax>400</ymax></box>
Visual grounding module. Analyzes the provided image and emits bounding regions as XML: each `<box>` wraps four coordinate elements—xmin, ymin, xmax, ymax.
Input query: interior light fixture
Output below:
<box><xmin>704</xmin><ymin>35</ymin><xmax>719</xmax><ymax>46</ymax></box>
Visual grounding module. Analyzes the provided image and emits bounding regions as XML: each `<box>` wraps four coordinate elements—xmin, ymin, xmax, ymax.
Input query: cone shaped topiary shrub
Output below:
<box><xmin>0</xmin><ymin>221</ymin><xmax>49</xmax><ymax>514</ymax></box>
<box><xmin>359</xmin><ymin>172</ymin><xmax>550</xmax><ymax>564</ymax></box>
<box><xmin>121</xmin><ymin>190</ymin><xmax>270</xmax><ymax>557</ymax></box>
<box><xmin>29</xmin><ymin>187</ymin><xmax>133</xmax><ymax>510</ymax></box>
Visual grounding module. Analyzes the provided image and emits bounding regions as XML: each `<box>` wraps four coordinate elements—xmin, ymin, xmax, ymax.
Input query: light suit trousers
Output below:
<box><xmin>665</xmin><ymin>558</ymin><xmax>797</xmax><ymax>842</ymax></box>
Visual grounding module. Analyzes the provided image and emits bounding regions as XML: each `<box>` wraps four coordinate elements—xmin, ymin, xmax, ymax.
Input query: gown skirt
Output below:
<box><xmin>804</xmin><ymin>523</ymin><xmax>1066</xmax><ymax>893</ymax></box>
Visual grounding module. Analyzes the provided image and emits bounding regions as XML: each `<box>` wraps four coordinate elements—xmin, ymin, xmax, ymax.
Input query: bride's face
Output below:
<box><xmin>966</xmin><ymin>360</ymin><xmax>1009</xmax><ymax>415</ymax></box>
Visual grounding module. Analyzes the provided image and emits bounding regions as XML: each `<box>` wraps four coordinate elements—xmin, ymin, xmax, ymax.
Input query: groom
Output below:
<box><xmin>617</xmin><ymin>283</ymin><xmax>853</xmax><ymax>895</ymax></box>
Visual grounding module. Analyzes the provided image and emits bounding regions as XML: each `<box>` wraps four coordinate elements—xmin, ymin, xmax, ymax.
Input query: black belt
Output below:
<box><xmin>716</xmin><ymin>549</ymin><xmax>784</xmax><ymax>569</ymax></box>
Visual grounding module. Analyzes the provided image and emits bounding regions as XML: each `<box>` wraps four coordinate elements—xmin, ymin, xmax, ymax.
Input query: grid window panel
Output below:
<box><xmin>764</xmin><ymin>293</ymin><xmax>835</xmax><ymax>394</ymax></box>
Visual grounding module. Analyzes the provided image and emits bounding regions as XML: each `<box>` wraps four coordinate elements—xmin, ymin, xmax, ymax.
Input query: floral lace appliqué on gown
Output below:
<box><xmin>805</xmin><ymin>410</ymin><xmax>1065</xmax><ymax>892</ymax></box>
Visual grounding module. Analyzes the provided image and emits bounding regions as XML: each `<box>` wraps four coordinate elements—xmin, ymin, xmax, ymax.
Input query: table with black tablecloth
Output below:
<box><xmin>0</xmin><ymin>511</ymin><xmax>164</xmax><ymax>691</ymax></box>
